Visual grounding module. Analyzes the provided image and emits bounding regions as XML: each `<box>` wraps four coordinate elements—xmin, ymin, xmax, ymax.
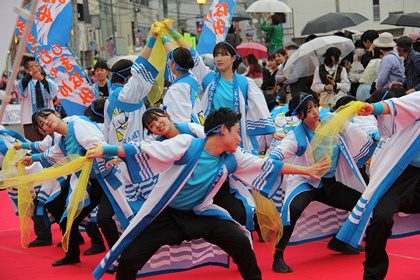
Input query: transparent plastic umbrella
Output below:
<box><xmin>246</xmin><ymin>0</ymin><xmax>292</xmax><ymax>13</ymax></box>
<box><xmin>283</xmin><ymin>36</ymin><xmax>355</xmax><ymax>80</ymax></box>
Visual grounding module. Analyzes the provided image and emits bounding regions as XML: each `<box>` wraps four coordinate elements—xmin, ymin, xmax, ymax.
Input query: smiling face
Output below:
<box><xmin>146</xmin><ymin>114</ymin><xmax>173</xmax><ymax>136</ymax></box>
<box><xmin>94</xmin><ymin>67</ymin><xmax>108</xmax><ymax>82</ymax></box>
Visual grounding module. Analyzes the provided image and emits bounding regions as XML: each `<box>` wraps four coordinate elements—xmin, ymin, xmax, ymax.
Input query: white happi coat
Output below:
<box><xmin>185</xmin><ymin>48</ymin><xmax>275</xmax><ymax>154</ymax></box>
<box><xmin>269</xmin><ymin>118</ymin><xmax>375</xmax><ymax>244</ymax></box>
<box><xmin>104</xmin><ymin>56</ymin><xmax>158</xmax><ymax>145</ymax></box>
<box><xmin>93</xmin><ymin>134</ymin><xmax>284</xmax><ymax>279</ymax></box>
<box><xmin>337</xmin><ymin>92</ymin><xmax>420</xmax><ymax>248</ymax></box>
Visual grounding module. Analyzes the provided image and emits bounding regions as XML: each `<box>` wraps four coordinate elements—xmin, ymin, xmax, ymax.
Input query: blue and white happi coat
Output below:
<box><xmin>163</xmin><ymin>51</ymin><xmax>205</xmax><ymax>125</ymax></box>
<box><xmin>93</xmin><ymin>134</ymin><xmax>285</xmax><ymax>279</ymax></box>
<box><xmin>337</xmin><ymin>92</ymin><xmax>420</xmax><ymax>248</ymax></box>
<box><xmin>33</xmin><ymin>118</ymin><xmax>137</xmax><ymax>227</ymax></box>
<box><xmin>185</xmin><ymin>48</ymin><xmax>275</xmax><ymax>154</ymax></box>
<box><xmin>269</xmin><ymin>114</ymin><xmax>376</xmax><ymax>245</ymax></box>
<box><xmin>104</xmin><ymin>56</ymin><xmax>158</xmax><ymax>145</ymax></box>
<box><xmin>15</xmin><ymin>78</ymin><xmax>57</xmax><ymax>125</ymax></box>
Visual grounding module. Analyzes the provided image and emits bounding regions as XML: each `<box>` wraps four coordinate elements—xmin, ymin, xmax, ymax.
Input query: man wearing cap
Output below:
<box><xmin>373</xmin><ymin>32</ymin><xmax>404</xmax><ymax>90</ymax></box>
<box><xmin>390</xmin><ymin>36</ymin><xmax>420</xmax><ymax>95</ymax></box>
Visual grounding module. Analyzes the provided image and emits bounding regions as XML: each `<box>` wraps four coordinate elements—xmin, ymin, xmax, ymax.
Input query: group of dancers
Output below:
<box><xmin>3</xmin><ymin>19</ymin><xmax>420</xmax><ymax>280</ymax></box>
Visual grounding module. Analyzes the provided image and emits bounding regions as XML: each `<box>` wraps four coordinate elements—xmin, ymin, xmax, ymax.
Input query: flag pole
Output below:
<box><xmin>65</xmin><ymin>43</ymin><xmax>99</xmax><ymax>98</ymax></box>
<box><xmin>0</xmin><ymin>1</ymin><xmax>38</xmax><ymax>124</ymax></box>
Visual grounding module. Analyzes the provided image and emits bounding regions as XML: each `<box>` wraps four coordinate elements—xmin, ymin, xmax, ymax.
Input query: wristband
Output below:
<box><xmin>372</xmin><ymin>102</ymin><xmax>384</xmax><ymax>115</ymax></box>
<box><xmin>146</xmin><ymin>36</ymin><xmax>157</xmax><ymax>48</ymax></box>
<box><xmin>102</xmin><ymin>145</ymin><xmax>119</xmax><ymax>156</ymax></box>
<box><xmin>21</xmin><ymin>142</ymin><xmax>30</xmax><ymax>150</ymax></box>
<box><xmin>169</xmin><ymin>28</ymin><xmax>181</xmax><ymax>41</ymax></box>
<box><xmin>32</xmin><ymin>154</ymin><xmax>41</xmax><ymax>162</ymax></box>
<box><xmin>162</xmin><ymin>35</ymin><xmax>170</xmax><ymax>45</ymax></box>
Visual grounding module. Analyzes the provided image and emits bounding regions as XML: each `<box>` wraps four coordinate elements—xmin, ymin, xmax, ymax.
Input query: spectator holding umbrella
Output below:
<box><xmin>373</xmin><ymin>32</ymin><xmax>404</xmax><ymax>90</ymax></box>
<box><xmin>260</xmin><ymin>14</ymin><xmax>283</xmax><ymax>55</ymax></box>
<box><xmin>311</xmin><ymin>47</ymin><xmax>351</xmax><ymax>104</ymax></box>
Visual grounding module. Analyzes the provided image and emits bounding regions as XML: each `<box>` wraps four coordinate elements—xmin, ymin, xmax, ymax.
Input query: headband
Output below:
<box><xmin>381</xmin><ymin>90</ymin><xmax>390</xmax><ymax>101</ymax></box>
<box><xmin>291</xmin><ymin>95</ymin><xmax>311</xmax><ymax>116</ymax></box>
<box><xmin>220</xmin><ymin>41</ymin><xmax>241</xmax><ymax>60</ymax></box>
<box><xmin>90</xmin><ymin>100</ymin><xmax>104</xmax><ymax>118</ymax></box>
<box><xmin>32</xmin><ymin>108</ymin><xmax>55</xmax><ymax>128</ymax></box>
<box><xmin>205</xmin><ymin>121</ymin><xmax>235</xmax><ymax>136</ymax></box>
<box><xmin>171</xmin><ymin>51</ymin><xmax>190</xmax><ymax>72</ymax></box>
<box><xmin>111</xmin><ymin>66</ymin><xmax>132</xmax><ymax>82</ymax></box>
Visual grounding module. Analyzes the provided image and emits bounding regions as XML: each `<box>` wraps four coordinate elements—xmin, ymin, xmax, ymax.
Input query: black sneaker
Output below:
<box><xmin>327</xmin><ymin>237</ymin><xmax>360</xmax><ymax>255</ymax></box>
<box><xmin>52</xmin><ymin>256</ymin><xmax>81</xmax><ymax>267</ymax></box>
<box><xmin>83</xmin><ymin>243</ymin><xmax>106</xmax><ymax>255</ymax></box>
<box><xmin>27</xmin><ymin>239</ymin><xmax>53</xmax><ymax>247</ymax></box>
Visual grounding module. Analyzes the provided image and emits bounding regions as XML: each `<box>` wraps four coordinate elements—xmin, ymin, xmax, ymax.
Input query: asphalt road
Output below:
<box><xmin>2</xmin><ymin>123</ymin><xmax>24</xmax><ymax>136</ymax></box>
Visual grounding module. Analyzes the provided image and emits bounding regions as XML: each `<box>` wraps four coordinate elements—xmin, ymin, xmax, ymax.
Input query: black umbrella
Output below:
<box><xmin>381</xmin><ymin>12</ymin><xmax>420</xmax><ymax>27</ymax></box>
<box><xmin>301</xmin><ymin>12</ymin><xmax>368</xmax><ymax>35</ymax></box>
<box><xmin>232</xmin><ymin>12</ymin><xmax>251</xmax><ymax>22</ymax></box>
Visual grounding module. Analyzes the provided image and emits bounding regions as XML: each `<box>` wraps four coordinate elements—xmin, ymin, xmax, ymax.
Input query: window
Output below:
<box><xmin>373</xmin><ymin>0</ymin><xmax>380</xmax><ymax>21</ymax></box>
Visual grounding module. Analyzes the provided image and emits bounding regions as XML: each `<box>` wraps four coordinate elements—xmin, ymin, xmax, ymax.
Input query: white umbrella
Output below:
<box><xmin>246</xmin><ymin>0</ymin><xmax>292</xmax><ymax>13</ymax></box>
<box><xmin>107</xmin><ymin>55</ymin><xmax>138</xmax><ymax>68</ymax></box>
<box><xmin>283</xmin><ymin>36</ymin><xmax>355</xmax><ymax>80</ymax></box>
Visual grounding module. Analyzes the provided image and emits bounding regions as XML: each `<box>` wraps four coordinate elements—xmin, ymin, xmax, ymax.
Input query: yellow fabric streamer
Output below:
<box><xmin>0</xmin><ymin>152</ymin><xmax>95</xmax><ymax>252</ymax></box>
<box><xmin>2</xmin><ymin>147</ymin><xmax>35</xmax><ymax>248</ymax></box>
<box><xmin>61</xmin><ymin>158</ymin><xmax>92</xmax><ymax>252</ymax></box>
<box><xmin>146</xmin><ymin>20</ymin><xmax>178</xmax><ymax>106</ymax></box>
<box><xmin>252</xmin><ymin>190</ymin><xmax>283</xmax><ymax>253</ymax></box>
<box><xmin>308</xmin><ymin>101</ymin><xmax>364</xmax><ymax>176</ymax></box>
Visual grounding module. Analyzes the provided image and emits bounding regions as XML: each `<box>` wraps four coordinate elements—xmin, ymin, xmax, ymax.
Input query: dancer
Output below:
<box><xmin>269</xmin><ymin>93</ymin><xmax>375</xmax><ymax>273</ymax></box>
<box><xmin>88</xmin><ymin>107</ymin><xmax>329</xmax><ymax>280</ymax></box>
<box><xmin>19</xmin><ymin>108</ymin><xmax>119</xmax><ymax>266</ymax></box>
<box><xmin>103</xmin><ymin>29</ymin><xmax>158</xmax><ymax>145</ymax></box>
<box><xmin>161</xmin><ymin>37</ymin><xmax>204</xmax><ymax>124</ymax></box>
<box><xmin>337</xmin><ymin>89</ymin><xmax>420</xmax><ymax>280</ymax></box>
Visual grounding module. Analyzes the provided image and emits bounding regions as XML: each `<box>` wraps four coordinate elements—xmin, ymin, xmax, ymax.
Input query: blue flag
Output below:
<box><xmin>196</xmin><ymin>0</ymin><xmax>238</xmax><ymax>55</ymax></box>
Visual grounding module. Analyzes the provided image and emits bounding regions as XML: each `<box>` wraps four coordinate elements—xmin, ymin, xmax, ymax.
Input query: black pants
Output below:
<box><xmin>276</xmin><ymin>176</ymin><xmax>362</xmax><ymax>250</ymax></box>
<box><xmin>97</xmin><ymin>193</ymin><xmax>120</xmax><ymax>248</ymax></box>
<box><xmin>45</xmin><ymin>179</ymin><xmax>104</xmax><ymax>246</ymax></box>
<box><xmin>213</xmin><ymin>180</ymin><xmax>247</xmax><ymax>226</ymax></box>
<box><xmin>116</xmin><ymin>207</ymin><xmax>261</xmax><ymax>280</ymax></box>
<box><xmin>57</xmin><ymin>179</ymin><xmax>103</xmax><ymax>259</ymax></box>
<box><xmin>364</xmin><ymin>165</ymin><xmax>420</xmax><ymax>280</ymax></box>
<box><xmin>33</xmin><ymin>195</ymin><xmax>52</xmax><ymax>241</ymax></box>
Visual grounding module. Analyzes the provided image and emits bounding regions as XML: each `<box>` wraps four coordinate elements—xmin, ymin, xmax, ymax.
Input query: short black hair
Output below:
<box><xmin>361</xmin><ymin>30</ymin><xmax>379</xmax><ymax>43</ymax></box>
<box><xmin>369</xmin><ymin>88</ymin><xmax>406</xmax><ymax>103</ymax></box>
<box><xmin>271</xmin><ymin>14</ymin><xmax>281</xmax><ymax>25</ymax></box>
<box><xmin>84</xmin><ymin>97</ymin><xmax>106</xmax><ymax>123</ymax></box>
<box><xmin>274</xmin><ymin>48</ymin><xmax>286</xmax><ymax>57</ymax></box>
<box><xmin>334</xmin><ymin>95</ymin><xmax>357</xmax><ymax>111</ymax></box>
<box><xmin>354</xmin><ymin>39</ymin><xmax>365</xmax><ymax>49</ymax></box>
<box><xmin>396</xmin><ymin>36</ymin><xmax>413</xmax><ymax>53</ymax></box>
<box><xmin>287</xmin><ymin>93</ymin><xmax>318</xmax><ymax>120</ymax></box>
<box><xmin>305</xmin><ymin>34</ymin><xmax>317</xmax><ymax>42</ymax></box>
<box><xmin>94</xmin><ymin>60</ymin><xmax>109</xmax><ymax>72</ymax></box>
<box><xmin>110</xmin><ymin>59</ymin><xmax>133</xmax><ymax>84</ymax></box>
<box><xmin>204</xmin><ymin>107</ymin><xmax>241</xmax><ymax>135</ymax></box>
<box><xmin>323</xmin><ymin>47</ymin><xmax>341</xmax><ymax>67</ymax></box>
<box><xmin>172</xmin><ymin>47</ymin><xmax>195</xmax><ymax>71</ymax></box>
<box><xmin>23</xmin><ymin>57</ymin><xmax>35</xmax><ymax>69</ymax></box>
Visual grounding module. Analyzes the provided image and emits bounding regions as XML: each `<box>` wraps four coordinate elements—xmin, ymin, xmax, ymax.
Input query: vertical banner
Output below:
<box><xmin>15</xmin><ymin>0</ymin><xmax>96</xmax><ymax>116</ymax></box>
<box><xmin>196</xmin><ymin>0</ymin><xmax>238</xmax><ymax>55</ymax></box>
<box><xmin>196</xmin><ymin>16</ymin><xmax>205</xmax><ymax>38</ymax></box>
